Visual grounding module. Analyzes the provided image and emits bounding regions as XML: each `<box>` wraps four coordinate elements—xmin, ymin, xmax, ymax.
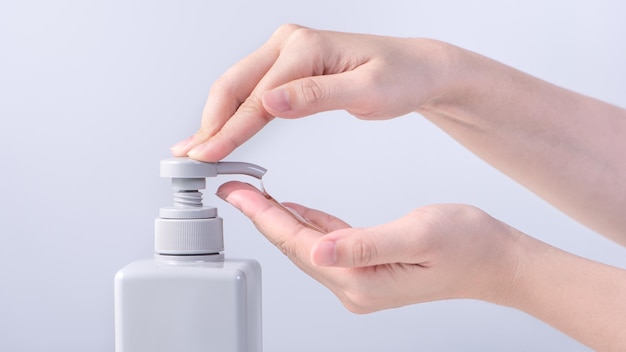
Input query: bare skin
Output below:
<box><xmin>172</xmin><ymin>24</ymin><xmax>626</xmax><ymax>351</ymax></box>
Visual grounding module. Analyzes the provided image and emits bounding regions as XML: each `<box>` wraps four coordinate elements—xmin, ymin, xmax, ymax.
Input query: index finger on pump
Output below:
<box><xmin>174</xmin><ymin>24</ymin><xmax>307</xmax><ymax>160</ymax></box>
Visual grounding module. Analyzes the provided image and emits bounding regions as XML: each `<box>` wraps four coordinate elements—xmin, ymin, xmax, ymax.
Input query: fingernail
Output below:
<box><xmin>170</xmin><ymin>135</ymin><xmax>193</xmax><ymax>153</ymax></box>
<box><xmin>215</xmin><ymin>189</ymin><xmax>241</xmax><ymax>210</ymax></box>
<box><xmin>215</xmin><ymin>189</ymin><xmax>228</xmax><ymax>201</ymax></box>
<box><xmin>263</xmin><ymin>89</ymin><xmax>291</xmax><ymax>113</ymax></box>
<box><xmin>188</xmin><ymin>142</ymin><xmax>211</xmax><ymax>159</ymax></box>
<box><xmin>313</xmin><ymin>240</ymin><xmax>337</xmax><ymax>266</ymax></box>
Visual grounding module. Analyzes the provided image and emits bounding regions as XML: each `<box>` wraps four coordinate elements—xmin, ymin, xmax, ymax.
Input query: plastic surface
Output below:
<box><xmin>154</xmin><ymin>217</ymin><xmax>224</xmax><ymax>254</ymax></box>
<box><xmin>160</xmin><ymin>157</ymin><xmax>267</xmax><ymax>179</ymax></box>
<box><xmin>114</xmin><ymin>157</ymin><xmax>265</xmax><ymax>351</ymax></box>
<box><xmin>158</xmin><ymin>205</ymin><xmax>217</xmax><ymax>219</ymax></box>
<box><xmin>115</xmin><ymin>256</ymin><xmax>262</xmax><ymax>352</ymax></box>
<box><xmin>155</xmin><ymin>157</ymin><xmax>267</xmax><ymax>255</ymax></box>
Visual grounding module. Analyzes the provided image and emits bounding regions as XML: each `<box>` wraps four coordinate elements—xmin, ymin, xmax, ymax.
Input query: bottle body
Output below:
<box><xmin>114</xmin><ymin>255</ymin><xmax>262</xmax><ymax>352</ymax></box>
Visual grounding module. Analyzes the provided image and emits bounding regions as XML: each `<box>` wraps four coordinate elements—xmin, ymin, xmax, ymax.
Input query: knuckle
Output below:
<box><xmin>299</xmin><ymin>78</ymin><xmax>325</xmax><ymax>105</ymax></box>
<box><xmin>208</xmin><ymin>77</ymin><xmax>242</xmax><ymax>112</ymax></box>
<box><xmin>287</xmin><ymin>26</ymin><xmax>322</xmax><ymax>45</ymax></box>
<box><xmin>237</xmin><ymin>96</ymin><xmax>263</xmax><ymax>114</ymax></box>
<box><xmin>274</xmin><ymin>23</ymin><xmax>304</xmax><ymax>39</ymax></box>
<box><xmin>351</xmin><ymin>237</ymin><xmax>377</xmax><ymax>266</ymax></box>
<box><xmin>210</xmin><ymin>75</ymin><xmax>232</xmax><ymax>96</ymax></box>
<box><xmin>273</xmin><ymin>237</ymin><xmax>296</xmax><ymax>258</ymax></box>
<box><xmin>281</xmin><ymin>26</ymin><xmax>326</xmax><ymax>55</ymax></box>
<box><xmin>195</xmin><ymin>125</ymin><xmax>212</xmax><ymax>140</ymax></box>
<box><xmin>237</xmin><ymin>96</ymin><xmax>273</xmax><ymax>123</ymax></box>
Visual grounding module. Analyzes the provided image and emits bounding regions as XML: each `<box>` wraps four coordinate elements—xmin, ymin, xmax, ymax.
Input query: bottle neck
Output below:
<box><xmin>154</xmin><ymin>252</ymin><xmax>225</xmax><ymax>265</ymax></box>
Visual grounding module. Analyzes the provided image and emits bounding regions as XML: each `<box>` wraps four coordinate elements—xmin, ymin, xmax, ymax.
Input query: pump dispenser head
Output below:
<box><xmin>154</xmin><ymin>157</ymin><xmax>266</xmax><ymax>256</ymax></box>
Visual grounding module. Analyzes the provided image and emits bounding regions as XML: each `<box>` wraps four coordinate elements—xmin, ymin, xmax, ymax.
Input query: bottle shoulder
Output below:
<box><xmin>115</xmin><ymin>257</ymin><xmax>260</xmax><ymax>282</ymax></box>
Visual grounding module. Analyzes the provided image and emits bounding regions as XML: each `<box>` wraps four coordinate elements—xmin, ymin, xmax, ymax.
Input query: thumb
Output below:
<box><xmin>262</xmin><ymin>72</ymin><xmax>366</xmax><ymax>119</ymax></box>
<box><xmin>311</xmin><ymin>221</ymin><xmax>421</xmax><ymax>268</ymax></box>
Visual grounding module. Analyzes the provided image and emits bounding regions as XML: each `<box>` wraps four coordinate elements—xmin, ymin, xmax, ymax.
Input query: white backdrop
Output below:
<box><xmin>1</xmin><ymin>1</ymin><xmax>625</xmax><ymax>351</ymax></box>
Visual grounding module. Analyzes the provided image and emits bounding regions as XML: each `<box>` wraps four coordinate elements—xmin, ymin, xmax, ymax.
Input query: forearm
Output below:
<box><xmin>503</xmin><ymin>233</ymin><xmax>626</xmax><ymax>351</ymax></box>
<box><xmin>418</xmin><ymin>42</ymin><xmax>626</xmax><ymax>244</ymax></box>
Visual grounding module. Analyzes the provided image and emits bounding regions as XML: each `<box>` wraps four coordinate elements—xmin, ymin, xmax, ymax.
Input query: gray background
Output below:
<box><xmin>1</xmin><ymin>0</ymin><xmax>625</xmax><ymax>351</ymax></box>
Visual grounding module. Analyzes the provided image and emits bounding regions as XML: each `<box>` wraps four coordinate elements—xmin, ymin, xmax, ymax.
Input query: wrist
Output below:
<box><xmin>463</xmin><ymin>223</ymin><xmax>529</xmax><ymax>306</ymax></box>
<box><xmin>413</xmin><ymin>39</ymin><xmax>477</xmax><ymax>114</ymax></box>
<box><xmin>493</xmin><ymin>233</ymin><xmax>626</xmax><ymax>350</ymax></box>
<box><xmin>415</xmin><ymin>40</ymin><xmax>520</xmax><ymax>130</ymax></box>
<box><xmin>482</xmin><ymin>229</ymin><xmax>547</xmax><ymax>307</ymax></box>
<box><xmin>405</xmin><ymin>38</ymin><xmax>465</xmax><ymax>114</ymax></box>
<box><xmin>428</xmin><ymin>206</ymin><xmax>534</xmax><ymax>306</ymax></box>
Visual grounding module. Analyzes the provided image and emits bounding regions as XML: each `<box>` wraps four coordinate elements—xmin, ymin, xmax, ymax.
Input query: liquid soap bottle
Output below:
<box><xmin>114</xmin><ymin>157</ymin><xmax>265</xmax><ymax>352</ymax></box>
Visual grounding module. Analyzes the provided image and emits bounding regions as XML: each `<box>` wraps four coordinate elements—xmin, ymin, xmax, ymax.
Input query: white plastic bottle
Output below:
<box><xmin>114</xmin><ymin>157</ymin><xmax>265</xmax><ymax>352</ymax></box>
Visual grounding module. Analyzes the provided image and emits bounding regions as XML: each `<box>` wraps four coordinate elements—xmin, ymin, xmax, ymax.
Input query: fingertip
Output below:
<box><xmin>215</xmin><ymin>181</ymin><xmax>261</xmax><ymax>211</ymax></box>
<box><xmin>187</xmin><ymin>141</ymin><xmax>224</xmax><ymax>162</ymax></box>
<box><xmin>187</xmin><ymin>142</ymin><xmax>209</xmax><ymax>160</ymax></box>
<box><xmin>311</xmin><ymin>239</ymin><xmax>337</xmax><ymax>266</ymax></box>
<box><xmin>170</xmin><ymin>133</ymin><xmax>215</xmax><ymax>160</ymax></box>
<box><xmin>262</xmin><ymin>88</ymin><xmax>291</xmax><ymax>114</ymax></box>
<box><xmin>169</xmin><ymin>136</ymin><xmax>194</xmax><ymax>156</ymax></box>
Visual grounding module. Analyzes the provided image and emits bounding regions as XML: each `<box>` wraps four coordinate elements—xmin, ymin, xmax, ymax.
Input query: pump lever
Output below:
<box><xmin>160</xmin><ymin>157</ymin><xmax>267</xmax><ymax>180</ymax></box>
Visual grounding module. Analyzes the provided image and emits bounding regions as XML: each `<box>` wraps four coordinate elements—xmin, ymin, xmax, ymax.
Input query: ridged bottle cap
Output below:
<box><xmin>154</xmin><ymin>217</ymin><xmax>223</xmax><ymax>255</ymax></box>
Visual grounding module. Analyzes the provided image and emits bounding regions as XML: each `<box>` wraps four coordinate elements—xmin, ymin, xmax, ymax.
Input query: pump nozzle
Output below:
<box><xmin>160</xmin><ymin>157</ymin><xmax>267</xmax><ymax>180</ymax></box>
